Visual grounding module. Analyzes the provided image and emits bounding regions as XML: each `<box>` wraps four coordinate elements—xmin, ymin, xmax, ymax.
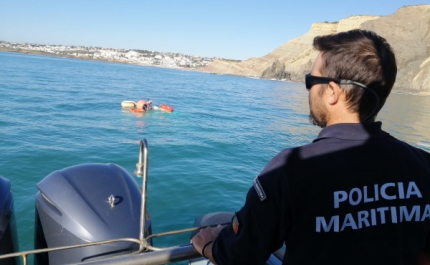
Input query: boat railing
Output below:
<box><xmin>0</xmin><ymin>223</ymin><xmax>227</xmax><ymax>265</ymax></box>
<box><xmin>135</xmin><ymin>138</ymin><xmax>150</xmax><ymax>251</ymax></box>
<box><xmin>0</xmin><ymin>238</ymin><xmax>142</xmax><ymax>265</ymax></box>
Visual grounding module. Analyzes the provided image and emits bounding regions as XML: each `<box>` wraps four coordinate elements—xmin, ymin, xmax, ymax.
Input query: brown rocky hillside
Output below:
<box><xmin>199</xmin><ymin>5</ymin><xmax>430</xmax><ymax>95</ymax></box>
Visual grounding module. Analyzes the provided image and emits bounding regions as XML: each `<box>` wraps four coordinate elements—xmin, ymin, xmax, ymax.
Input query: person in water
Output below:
<box><xmin>146</xmin><ymin>99</ymin><xmax>153</xmax><ymax>110</ymax></box>
<box><xmin>131</xmin><ymin>99</ymin><xmax>152</xmax><ymax>112</ymax></box>
<box><xmin>192</xmin><ymin>29</ymin><xmax>430</xmax><ymax>265</ymax></box>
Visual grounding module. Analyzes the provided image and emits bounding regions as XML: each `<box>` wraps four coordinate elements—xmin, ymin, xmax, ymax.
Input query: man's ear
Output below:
<box><xmin>327</xmin><ymin>81</ymin><xmax>342</xmax><ymax>105</ymax></box>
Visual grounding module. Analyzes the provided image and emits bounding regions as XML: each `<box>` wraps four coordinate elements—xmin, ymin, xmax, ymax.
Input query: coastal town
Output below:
<box><xmin>0</xmin><ymin>41</ymin><xmax>217</xmax><ymax>69</ymax></box>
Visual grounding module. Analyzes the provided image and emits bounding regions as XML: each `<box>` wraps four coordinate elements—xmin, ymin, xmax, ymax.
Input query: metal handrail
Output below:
<box><xmin>0</xmin><ymin>222</ymin><xmax>228</xmax><ymax>265</ymax></box>
<box><xmin>134</xmin><ymin>138</ymin><xmax>150</xmax><ymax>251</ymax></box>
<box><xmin>0</xmin><ymin>238</ymin><xmax>141</xmax><ymax>265</ymax></box>
<box><xmin>145</xmin><ymin>222</ymin><xmax>230</xmax><ymax>251</ymax></box>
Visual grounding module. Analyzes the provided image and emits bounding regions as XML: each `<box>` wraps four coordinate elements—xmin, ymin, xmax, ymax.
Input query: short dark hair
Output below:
<box><xmin>313</xmin><ymin>29</ymin><xmax>397</xmax><ymax>121</ymax></box>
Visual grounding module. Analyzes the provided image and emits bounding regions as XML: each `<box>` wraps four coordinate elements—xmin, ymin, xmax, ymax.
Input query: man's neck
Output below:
<box><xmin>326</xmin><ymin>109</ymin><xmax>360</xmax><ymax>126</ymax></box>
<box><xmin>321</xmin><ymin>88</ymin><xmax>361</xmax><ymax>126</ymax></box>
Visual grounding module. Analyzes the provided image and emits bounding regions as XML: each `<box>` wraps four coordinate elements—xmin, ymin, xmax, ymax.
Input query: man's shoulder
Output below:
<box><xmin>262</xmin><ymin>139</ymin><xmax>331</xmax><ymax>169</ymax></box>
<box><xmin>383</xmin><ymin>134</ymin><xmax>430</xmax><ymax>159</ymax></box>
<box><xmin>258</xmin><ymin>144</ymin><xmax>313</xmax><ymax>182</ymax></box>
<box><xmin>260</xmin><ymin>147</ymin><xmax>300</xmax><ymax>174</ymax></box>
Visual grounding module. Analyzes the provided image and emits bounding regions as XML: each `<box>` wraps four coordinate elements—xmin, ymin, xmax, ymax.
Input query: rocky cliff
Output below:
<box><xmin>200</xmin><ymin>5</ymin><xmax>430</xmax><ymax>95</ymax></box>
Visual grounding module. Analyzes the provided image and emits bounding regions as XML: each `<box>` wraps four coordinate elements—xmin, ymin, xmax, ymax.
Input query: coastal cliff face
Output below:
<box><xmin>361</xmin><ymin>5</ymin><xmax>430</xmax><ymax>94</ymax></box>
<box><xmin>200</xmin><ymin>5</ymin><xmax>430</xmax><ymax>95</ymax></box>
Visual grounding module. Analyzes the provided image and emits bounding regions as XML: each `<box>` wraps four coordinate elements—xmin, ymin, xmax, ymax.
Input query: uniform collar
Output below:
<box><xmin>313</xmin><ymin>122</ymin><xmax>390</xmax><ymax>142</ymax></box>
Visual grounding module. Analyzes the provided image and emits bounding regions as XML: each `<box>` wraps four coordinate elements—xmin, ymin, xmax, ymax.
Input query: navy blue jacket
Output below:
<box><xmin>212</xmin><ymin>122</ymin><xmax>430</xmax><ymax>265</ymax></box>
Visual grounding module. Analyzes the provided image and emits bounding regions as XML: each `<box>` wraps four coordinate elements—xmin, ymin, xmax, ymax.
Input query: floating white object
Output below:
<box><xmin>121</xmin><ymin>101</ymin><xmax>136</xmax><ymax>109</ymax></box>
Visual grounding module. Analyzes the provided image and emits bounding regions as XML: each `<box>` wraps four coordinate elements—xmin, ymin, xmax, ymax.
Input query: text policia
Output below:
<box><xmin>316</xmin><ymin>181</ymin><xmax>428</xmax><ymax>232</ymax></box>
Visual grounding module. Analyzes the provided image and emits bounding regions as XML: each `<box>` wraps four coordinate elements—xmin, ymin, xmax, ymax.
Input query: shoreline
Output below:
<box><xmin>2</xmin><ymin>49</ymin><xmax>428</xmax><ymax>96</ymax></box>
<box><xmin>0</xmin><ymin>48</ymin><xmax>203</xmax><ymax>73</ymax></box>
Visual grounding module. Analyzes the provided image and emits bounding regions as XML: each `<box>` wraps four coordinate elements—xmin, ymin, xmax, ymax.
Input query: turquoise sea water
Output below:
<box><xmin>1</xmin><ymin>51</ymin><xmax>430</xmax><ymax>262</ymax></box>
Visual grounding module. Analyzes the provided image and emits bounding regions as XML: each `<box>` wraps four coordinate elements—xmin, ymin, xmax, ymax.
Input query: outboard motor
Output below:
<box><xmin>34</xmin><ymin>163</ymin><xmax>151</xmax><ymax>265</ymax></box>
<box><xmin>0</xmin><ymin>176</ymin><xmax>19</xmax><ymax>265</ymax></box>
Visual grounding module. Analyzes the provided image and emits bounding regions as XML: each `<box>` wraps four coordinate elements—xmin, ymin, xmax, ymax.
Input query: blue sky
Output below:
<box><xmin>0</xmin><ymin>1</ymin><xmax>427</xmax><ymax>60</ymax></box>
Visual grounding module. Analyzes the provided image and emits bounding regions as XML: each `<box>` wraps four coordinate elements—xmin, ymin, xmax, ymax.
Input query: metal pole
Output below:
<box><xmin>134</xmin><ymin>139</ymin><xmax>146</xmax><ymax>176</ymax></box>
<box><xmin>135</xmin><ymin>139</ymin><xmax>149</xmax><ymax>250</ymax></box>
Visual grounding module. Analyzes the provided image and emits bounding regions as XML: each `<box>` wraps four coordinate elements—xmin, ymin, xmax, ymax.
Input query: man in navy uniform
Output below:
<box><xmin>192</xmin><ymin>29</ymin><xmax>430</xmax><ymax>265</ymax></box>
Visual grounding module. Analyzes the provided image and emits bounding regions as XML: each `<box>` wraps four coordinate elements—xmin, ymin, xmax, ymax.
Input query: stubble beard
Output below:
<box><xmin>309</xmin><ymin>106</ymin><xmax>328</xmax><ymax>128</ymax></box>
<box><xmin>308</xmin><ymin>86</ymin><xmax>329</xmax><ymax>128</ymax></box>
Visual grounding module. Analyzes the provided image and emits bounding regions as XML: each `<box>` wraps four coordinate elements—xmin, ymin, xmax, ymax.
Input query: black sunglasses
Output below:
<box><xmin>304</xmin><ymin>74</ymin><xmax>380</xmax><ymax>123</ymax></box>
<box><xmin>305</xmin><ymin>74</ymin><xmax>368</xmax><ymax>90</ymax></box>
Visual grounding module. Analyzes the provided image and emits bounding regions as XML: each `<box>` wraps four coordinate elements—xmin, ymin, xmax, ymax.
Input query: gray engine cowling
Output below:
<box><xmin>0</xmin><ymin>176</ymin><xmax>19</xmax><ymax>265</ymax></box>
<box><xmin>34</xmin><ymin>163</ymin><xmax>151</xmax><ymax>265</ymax></box>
